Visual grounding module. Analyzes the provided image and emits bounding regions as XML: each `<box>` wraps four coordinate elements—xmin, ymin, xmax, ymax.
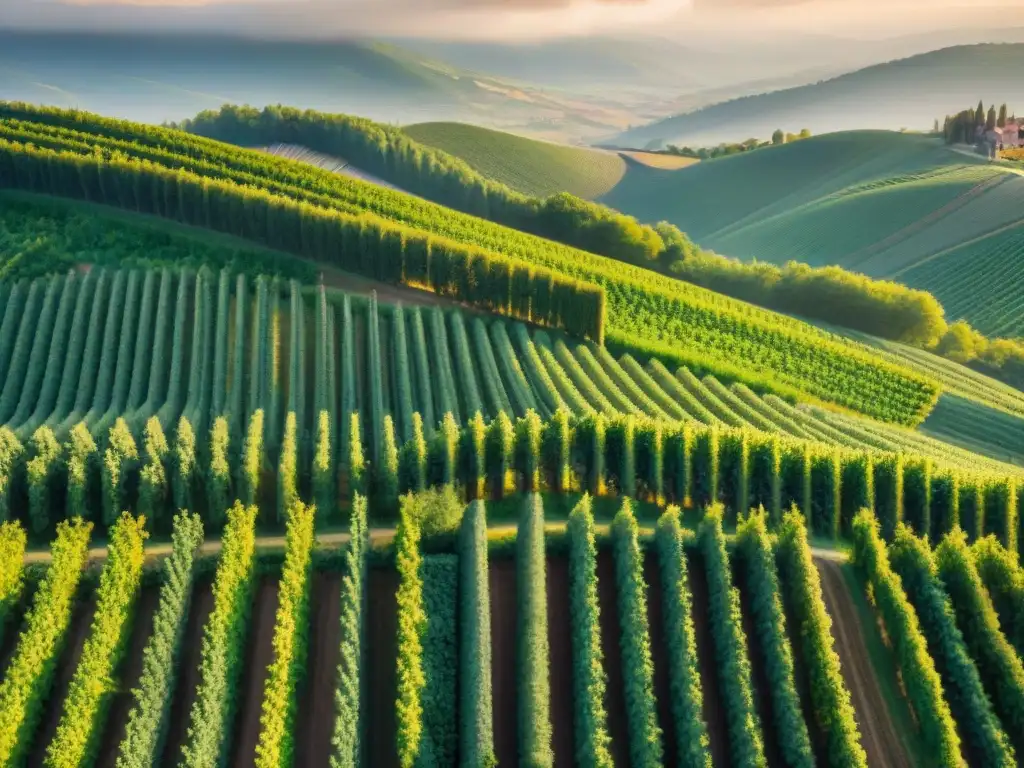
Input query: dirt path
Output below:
<box><xmin>27</xmin><ymin>600</ymin><xmax>98</xmax><ymax>765</ymax></box>
<box><xmin>546</xmin><ymin>555</ymin><xmax>575</xmax><ymax>768</ymax></box>
<box><xmin>161</xmin><ymin>579</ymin><xmax>215</xmax><ymax>765</ymax></box>
<box><xmin>815</xmin><ymin>558</ymin><xmax>912</xmax><ymax>768</ymax></box>
<box><xmin>595</xmin><ymin>549</ymin><xmax>630</xmax><ymax>766</ymax></box>
<box><xmin>366</xmin><ymin>566</ymin><xmax>400</xmax><ymax>768</ymax></box>
<box><xmin>294</xmin><ymin>572</ymin><xmax>343</xmax><ymax>768</ymax></box>
<box><xmin>230</xmin><ymin>577</ymin><xmax>281</xmax><ymax>768</ymax></box>
<box><xmin>96</xmin><ymin>585</ymin><xmax>162</xmax><ymax>767</ymax></box>
<box><xmin>687</xmin><ymin>548</ymin><xmax>731</xmax><ymax>768</ymax></box>
<box><xmin>644</xmin><ymin>550</ymin><xmax>678</xmax><ymax>768</ymax></box>
<box><xmin>489</xmin><ymin>557</ymin><xmax>518</xmax><ymax>768</ymax></box>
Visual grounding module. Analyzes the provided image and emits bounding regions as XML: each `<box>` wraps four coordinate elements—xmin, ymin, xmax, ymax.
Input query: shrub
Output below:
<box><xmin>850</xmin><ymin>511</ymin><xmax>960</xmax><ymax>766</ymax></box>
<box><xmin>691</xmin><ymin>428</ymin><xmax>719</xmax><ymax>510</ymax></box>
<box><xmin>605</xmin><ymin>414</ymin><xmax>636</xmax><ymax>498</ymax></box>
<box><xmin>179</xmin><ymin>501</ymin><xmax>258</xmax><ymax>768</ymax></box>
<box><xmin>138</xmin><ymin>417</ymin><xmax>170</xmax><ymax>524</ymax></box>
<box><xmin>959</xmin><ymin>476</ymin><xmax>984</xmax><ymax>543</ymax></box>
<box><xmin>930</xmin><ymin>470</ymin><xmax>958</xmax><ymax>544</ymax></box>
<box><xmin>485</xmin><ymin>411</ymin><xmax>515</xmax><ymax>500</ymax></box>
<box><xmin>418</xmin><ymin>555</ymin><xmax>458</xmax><ymax>766</ymax></box>
<box><xmin>717</xmin><ymin>429</ymin><xmax>749</xmax><ymax>525</ymax></box>
<box><xmin>331</xmin><ymin>494</ymin><xmax>369</xmax><ymax>768</ymax></box>
<box><xmin>0</xmin><ymin>521</ymin><xmax>27</xmax><ymax>645</ymax></box>
<box><xmin>254</xmin><ymin>501</ymin><xmax>316</xmax><ymax>768</ymax></box>
<box><xmin>663</xmin><ymin>423</ymin><xmax>692</xmax><ymax>507</ymax></box>
<box><xmin>517</xmin><ymin>494</ymin><xmax>554</xmax><ymax>766</ymax></box>
<box><xmin>654</xmin><ymin>507</ymin><xmax>711</xmax><ymax>768</ymax></box>
<box><xmin>0</xmin><ymin>517</ymin><xmax>92</xmax><ymax>765</ymax></box>
<box><xmin>347</xmin><ymin>412</ymin><xmax>366</xmax><ymax>498</ymax></box>
<box><xmin>903</xmin><ymin>458</ymin><xmax>932</xmax><ymax>539</ymax></box>
<box><xmin>172</xmin><ymin>416</ymin><xmax>197</xmax><ymax>515</ymax></box>
<box><xmin>66</xmin><ymin>423</ymin><xmax>97</xmax><ymax>521</ymax></box>
<box><xmin>277</xmin><ymin>412</ymin><xmax>300</xmax><ymax>523</ymax></box>
<box><xmin>514</xmin><ymin>411</ymin><xmax>543</xmax><ymax>493</ymax></box>
<box><xmin>459</xmin><ymin>500</ymin><xmax>496</xmax><ymax>767</ymax></box>
<box><xmin>399</xmin><ymin>412</ymin><xmax>428</xmax><ymax>496</ymax></box>
<box><xmin>874</xmin><ymin>453</ymin><xmax>904</xmax><ymax>541</ymax></box>
<box><xmin>572</xmin><ymin>413</ymin><xmax>606</xmax><ymax>497</ymax></box>
<box><xmin>984</xmin><ymin>478</ymin><xmax>1017</xmax><ymax>555</ymax></box>
<box><xmin>748</xmin><ymin>432</ymin><xmax>781</xmax><ymax>522</ymax></box>
<box><xmin>972</xmin><ymin>536</ymin><xmax>1024</xmax><ymax>658</ymax></box>
<box><xmin>567</xmin><ymin>496</ymin><xmax>614</xmax><ymax>767</ymax></box>
<box><xmin>0</xmin><ymin>428</ymin><xmax>23</xmax><ymax>522</ymax></box>
<box><xmin>887</xmin><ymin>524</ymin><xmax>1014</xmax><ymax>766</ymax></box>
<box><xmin>935</xmin><ymin>530</ymin><xmax>1024</xmax><ymax>753</ymax></box>
<box><xmin>206</xmin><ymin>417</ymin><xmax>231</xmax><ymax>529</ymax></box>
<box><xmin>809</xmin><ymin>448</ymin><xmax>841</xmax><ymax>540</ymax></box>
<box><xmin>27</xmin><ymin>425</ymin><xmax>61</xmax><ymax>533</ymax></box>
<box><xmin>460</xmin><ymin>412</ymin><xmax>487</xmax><ymax>500</ymax></box>
<box><xmin>541</xmin><ymin>408</ymin><xmax>572</xmax><ymax>494</ymax></box>
<box><xmin>698</xmin><ymin>507</ymin><xmax>766</xmax><ymax>768</ymax></box>
<box><xmin>46</xmin><ymin>513</ymin><xmax>148</xmax><ymax>768</ymax></box>
<box><xmin>115</xmin><ymin>512</ymin><xmax>204</xmax><ymax>768</ymax></box>
<box><xmin>775</xmin><ymin>510</ymin><xmax>865</xmax><ymax>767</ymax></box>
<box><xmin>240</xmin><ymin>410</ymin><xmax>265</xmax><ymax>509</ymax></box>
<box><xmin>395</xmin><ymin>495</ymin><xmax>427</xmax><ymax>768</ymax></box>
<box><xmin>840</xmin><ymin>453</ymin><xmax>873</xmax><ymax>536</ymax></box>
<box><xmin>780</xmin><ymin>440</ymin><xmax>811</xmax><ymax>521</ymax></box>
<box><xmin>735</xmin><ymin>512</ymin><xmax>815</xmax><ymax>768</ymax></box>
<box><xmin>313</xmin><ymin>410</ymin><xmax>334</xmax><ymax>522</ymax></box>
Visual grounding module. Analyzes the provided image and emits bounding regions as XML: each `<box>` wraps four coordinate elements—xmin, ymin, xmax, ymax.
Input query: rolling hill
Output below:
<box><xmin>403</xmin><ymin>122</ymin><xmax>628</xmax><ymax>198</ymax></box>
<box><xmin>615</xmin><ymin>44</ymin><xmax>1024</xmax><ymax>148</ymax></box>
<box><xmin>602</xmin><ymin>130</ymin><xmax>1024</xmax><ymax>336</ymax></box>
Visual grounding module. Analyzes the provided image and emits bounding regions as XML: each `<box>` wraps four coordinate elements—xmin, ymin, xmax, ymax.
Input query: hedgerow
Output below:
<box><xmin>515</xmin><ymin>411</ymin><xmax>543</xmax><ymax>493</ymax></box>
<box><xmin>517</xmin><ymin>494</ymin><xmax>554</xmax><ymax>767</ymax></box>
<box><xmin>241</xmin><ymin>409</ymin><xmax>265</xmax><ymax>507</ymax></box>
<box><xmin>887</xmin><ymin>524</ymin><xmax>1015</xmax><ymax>767</ymax></box>
<box><xmin>331</xmin><ymin>493</ymin><xmax>369</xmax><ymax>768</ymax></box>
<box><xmin>278</xmin><ymin>412</ymin><xmax>300</xmax><ymax>522</ymax></box>
<box><xmin>540</xmin><ymin>408</ymin><xmax>572</xmax><ymax>495</ymax></box>
<box><xmin>972</xmin><ymin>536</ymin><xmax>1024</xmax><ymax>657</ymax></box>
<box><xmin>930</xmin><ymin>469</ymin><xmax>958</xmax><ymax>544</ymax></box>
<box><xmin>748</xmin><ymin>432</ymin><xmax>781</xmax><ymax>521</ymax></box>
<box><xmin>850</xmin><ymin>511</ymin><xmax>961</xmax><ymax>766</ymax></box>
<box><xmin>418</xmin><ymin>554</ymin><xmax>458</xmax><ymax>767</ymax></box>
<box><xmin>654</xmin><ymin>507</ymin><xmax>711</xmax><ymax>768</ymax></box>
<box><xmin>115</xmin><ymin>512</ymin><xmax>204</xmax><ymax>768</ymax></box>
<box><xmin>254</xmin><ymin>501</ymin><xmax>316</xmax><ymax>768</ymax></box>
<box><xmin>103</xmin><ymin>418</ymin><xmax>139</xmax><ymax>526</ymax></box>
<box><xmin>810</xmin><ymin>448</ymin><xmax>841</xmax><ymax>540</ymax></box>
<box><xmin>698</xmin><ymin>507</ymin><xmax>766</xmax><ymax>768</ymax></box>
<box><xmin>984</xmin><ymin>478</ymin><xmax>1018</xmax><ymax>555</ymax></box>
<box><xmin>0</xmin><ymin>428</ymin><xmax>23</xmax><ymax>522</ymax></box>
<box><xmin>935</xmin><ymin>529</ymin><xmax>1024</xmax><ymax>753</ymax></box>
<box><xmin>313</xmin><ymin>410</ymin><xmax>334</xmax><ymax>522</ymax></box>
<box><xmin>0</xmin><ymin>517</ymin><xmax>92</xmax><ymax>766</ymax></box>
<box><xmin>138</xmin><ymin>416</ymin><xmax>170</xmax><ymax>523</ymax></box>
<box><xmin>0</xmin><ymin>521</ymin><xmax>27</xmax><ymax>644</ymax></box>
<box><xmin>399</xmin><ymin>412</ymin><xmax>428</xmax><ymax>496</ymax></box>
<box><xmin>605</xmin><ymin>414</ymin><xmax>636</xmax><ymax>498</ymax></box>
<box><xmin>735</xmin><ymin>511</ymin><xmax>815</xmax><ymax>768</ymax></box>
<box><xmin>27</xmin><ymin>425</ymin><xmax>62</xmax><ymax>533</ymax></box>
<box><xmin>774</xmin><ymin>510</ymin><xmax>865</xmax><ymax>767</ymax></box>
<box><xmin>173</xmin><ymin>416</ymin><xmax>197</xmax><ymax>515</ymax></box>
<box><xmin>903</xmin><ymin>458</ymin><xmax>932</xmax><ymax>539</ymax></box>
<box><xmin>874</xmin><ymin>453</ymin><xmax>904</xmax><ymax>541</ymax></box>
<box><xmin>46</xmin><ymin>513</ymin><xmax>148</xmax><ymax>768</ymax></box>
<box><xmin>460</xmin><ymin>412</ymin><xmax>487</xmax><ymax>500</ymax></box>
<box><xmin>459</xmin><ymin>500</ymin><xmax>495</xmax><ymax>767</ymax></box>
<box><xmin>718</xmin><ymin>429</ymin><xmax>748</xmax><ymax>524</ymax></box>
<box><xmin>179</xmin><ymin>501</ymin><xmax>258</xmax><ymax>768</ymax></box>
<box><xmin>395</xmin><ymin>494</ymin><xmax>427</xmax><ymax>768</ymax></box>
<box><xmin>572</xmin><ymin>413</ymin><xmax>606</xmax><ymax>496</ymax></box>
<box><xmin>206</xmin><ymin>417</ymin><xmax>231</xmax><ymax>528</ymax></box>
<box><xmin>959</xmin><ymin>476</ymin><xmax>984</xmax><ymax>543</ymax></box>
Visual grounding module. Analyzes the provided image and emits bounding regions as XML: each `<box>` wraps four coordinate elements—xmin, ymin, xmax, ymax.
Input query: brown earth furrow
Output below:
<box><xmin>815</xmin><ymin>558</ymin><xmax>912</xmax><ymax>768</ymax></box>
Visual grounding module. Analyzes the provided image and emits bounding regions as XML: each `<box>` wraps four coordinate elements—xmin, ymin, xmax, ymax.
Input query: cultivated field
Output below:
<box><xmin>404</xmin><ymin>121</ymin><xmax>628</xmax><ymax>198</ymax></box>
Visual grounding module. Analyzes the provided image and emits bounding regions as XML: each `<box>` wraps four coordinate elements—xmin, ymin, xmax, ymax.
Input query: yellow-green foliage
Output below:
<box><xmin>46</xmin><ymin>513</ymin><xmax>148</xmax><ymax>768</ymax></box>
<box><xmin>395</xmin><ymin>497</ymin><xmax>426</xmax><ymax>768</ymax></box>
<box><xmin>405</xmin><ymin>122</ymin><xmax>627</xmax><ymax>199</ymax></box>
<box><xmin>66</xmin><ymin>423</ymin><xmax>97</xmax><ymax>520</ymax></box>
<box><xmin>254</xmin><ymin>501</ymin><xmax>316</xmax><ymax>768</ymax></box>
<box><xmin>0</xmin><ymin>518</ymin><xmax>93</xmax><ymax>766</ymax></box>
<box><xmin>0</xmin><ymin>521</ymin><xmax>27</xmax><ymax>622</ymax></box>
<box><xmin>27</xmin><ymin>425</ymin><xmax>61</xmax><ymax>532</ymax></box>
<box><xmin>103</xmin><ymin>417</ymin><xmax>139</xmax><ymax>526</ymax></box>
<box><xmin>0</xmin><ymin>428</ymin><xmax>24</xmax><ymax>522</ymax></box>
<box><xmin>138</xmin><ymin>416</ymin><xmax>170</xmax><ymax>521</ymax></box>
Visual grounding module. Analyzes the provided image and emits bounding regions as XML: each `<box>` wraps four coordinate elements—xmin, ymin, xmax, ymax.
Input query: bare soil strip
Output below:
<box><xmin>161</xmin><ymin>579</ymin><xmax>214</xmax><ymax>765</ymax></box>
<box><xmin>366</xmin><ymin>565</ymin><xmax>400</xmax><ymax>768</ymax></box>
<box><xmin>27</xmin><ymin>599</ymin><xmax>98</xmax><ymax>765</ymax></box>
<box><xmin>546</xmin><ymin>554</ymin><xmax>575</xmax><ymax>768</ymax></box>
<box><xmin>294</xmin><ymin>571</ymin><xmax>343</xmax><ymax>768</ymax></box>
<box><xmin>644</xmin><ymin>550</ymin><xmax>679</xmax><ymax>768</ymax></box>
<box><xmin>595</xmin><ymin>548</ymin><xmax>630</xmax><ymax>766</ymax></box>
<box><xmin>96</xmin><ymin>585</ymin><xmax>162</xmax><ymax>767</ymax></box>
<box><xmin>489</xmin><ymin>557</ymin><xmax>518</xmax><ymax>768</ymax></box>
<box><xmin>230</xmin><ymin>576</ymin><xmax>281</xmax><ymax>768</ymax></box>
<box><xmin>687</xmin><ymin>548</ymin><xmax>731</xmax><ymax>768</ymax></box>
<box><xmin>816</xmin><ymin>558</ymin><xmax>912</xmax><ymax>768</ymax></box>
<box><xmin>733</xmin><ymin>557</ymin><xmax>786</xmax><ymax>768</ymax></box>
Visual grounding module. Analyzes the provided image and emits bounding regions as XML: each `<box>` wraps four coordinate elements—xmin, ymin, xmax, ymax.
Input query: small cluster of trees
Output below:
<box><xmin>657</xmin><ymin>128</ymin><xmax>812</xmax><ymax>160</ymax></box>
<box><xmin>942</xmin><ymin>100</ymin><xmax>1017</xmax><ymax>145</ymax></box>
<box><xmin>934</xmin><ymin>320</ymin><xmax>1024</xmax><ymax>389</ymax></box>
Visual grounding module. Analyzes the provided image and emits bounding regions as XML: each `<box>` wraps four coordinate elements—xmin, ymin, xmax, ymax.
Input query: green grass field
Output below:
<box><xmin>602</xmin><ymin>130</ymin><xmax>1024</xmax><ymax>338</ymax></box>
<box><xmin>404</xmin><ymin>121</ymin><xmax>627</xmax><ymax>198</ymax></box>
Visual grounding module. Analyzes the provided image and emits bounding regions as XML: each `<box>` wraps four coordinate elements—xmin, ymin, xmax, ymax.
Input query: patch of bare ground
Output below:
<box><xmin>815</xmin><ymin>558</ymin><xmax>913</xmax><ymax>768</ymax></box>
<box><xmin>546</xmin><ymin>554</ymin><xmax>574</xmax><ymax>768</ymax></box>
<box><xmin>489</xmin><ymin>556</ymin><xmax>518</xmax><ymax>767</ymax></box>
<box><xmin>732</xmin><ymin>556</ymin><xmax>785</xmax><ymax>768</ymax></box>
<box><xmin>294</xmin><ymin>571</ymin><xmax>343</xmax><ymax>768</ymax></box>
<box><xmin>644</xmin><ymin>549</ymin><xmax>678</xmax><ymax>768</ymax></box>
<box><xmin>229</xmin><ymin>576</ymin><xmax>281</xmax><ymax>768</ymax></box>
<box><xmin>160</xmin><ymin>578</ymin><xmax>215</xmax><ymax>764</ymax></box>
<box><xmin>366</xmin><ymin>565</ymin><xmax>400</xmax><ymax>768</ymax></box>
<box><xmin>687</xmin><ymin>548</ymin><xmax>731</xmax><ymax>768</ymax></box>
<box><xmin>595</xmin><ymin>548</ymin><xmax>630</xmax><ymax>765</ymax></box>
<box><xmin>95</xmin><ymin>585</ymin><xmax>161</xmax><ymax>768</ymax></box>
<box><xmin>27</xmin><ymin>598</ymin><xmax>98</xmax><ymax>765</ymax></box>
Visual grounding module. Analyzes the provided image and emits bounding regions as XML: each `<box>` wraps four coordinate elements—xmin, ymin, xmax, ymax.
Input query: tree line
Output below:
<box><xmin>942</xmin><ymin>100</ymin><xmax>1018</xmax><ymax>145</ymax></box>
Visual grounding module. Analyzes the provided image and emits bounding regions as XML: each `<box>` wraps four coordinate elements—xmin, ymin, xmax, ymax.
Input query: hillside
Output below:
<box><xmin>603</xmin><ymin>130</ymin><xmax>1024</xmax><ymax>336</ymax></box>
<box><xmin>403</xmin><ymin>122</ymin><xmax>627</xmax><ymax>198</ymax></box>
<box><xmin>0</xmin><ymin>30</ymin><xmax>634</xmax><ymax>142</ymax></box>
<box><xmin>616</xmin><ymin>44</ymin><xmax>1024</xmax><ymax>148</ymax></box>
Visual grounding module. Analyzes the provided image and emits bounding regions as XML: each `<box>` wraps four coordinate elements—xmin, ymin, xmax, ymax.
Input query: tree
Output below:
<box><xmin>798</xmin><ymin>128</ymin><xmax>812</xmax><ymax>140</ymax></box>
<box><xmin>933</xmin><ymin>118</ymin><xmax>940</xmax><ymax>133</ymax></box>
<box><xmin>772</xmin><ymin>129</ymin><xmax>785</xmax><ymax>145</ymax></box>
<box><xmin>977</xmin><ymin>100</ymin><xmax>986</xmax><ymax>125</ymax></box>
<box><xmin>987</xmin><ymin>106</ymin><xmax>998</xmax><ymax>131</ymax></box>
<box><xmin>998</xmin><ymin>104</ymin><xmax>1008</xmax><ymax>128</ymax></box>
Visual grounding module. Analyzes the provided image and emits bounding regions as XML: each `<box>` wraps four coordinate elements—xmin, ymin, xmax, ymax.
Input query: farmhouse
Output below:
<box><xmin>982</xmin><ymin>120</ymin><xmax>1023</xmax><ymax>148</ymax></box>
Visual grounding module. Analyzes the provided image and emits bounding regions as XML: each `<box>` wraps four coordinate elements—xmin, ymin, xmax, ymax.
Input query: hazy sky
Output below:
<box><xmin>4</xmin><ymin>0</ymin><xmax>1024</xmax><ymax>40</ymax></box>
